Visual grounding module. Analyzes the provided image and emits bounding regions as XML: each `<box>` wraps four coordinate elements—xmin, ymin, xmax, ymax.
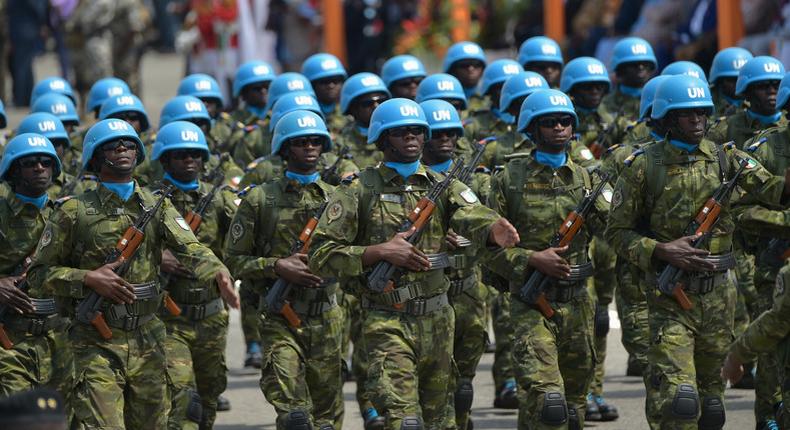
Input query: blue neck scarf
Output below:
<box><xmin>723</xmin><ymin>94</ymin><xmax>743</xmax><ymax>108</ymax></box>
<box><xmin>669</xmin><ymin>139</ymin><xmax>698</xmax><ymax>153</ymax></box>
<box><xmin>747</xmin><ymin>109</ymin><xmax>782</xmax><ymax>125</ymax></box>
<box><xmin>463</xmin><ymin>87</ymin><xmax>478</xmax><ymax>99</ymax></box>
<box><xmin>285</xmin><ymin>170</ymin><xmax>320</xmax><ymax>185</ymax></box>
<box><xmin>426</xmin><ymin>159</ymin><xmax>453</xmax><ymax>173</ymax></box>
<box><xmin>356</xmin><ymin>125</ymin><xmax>370</xmax><ymax>138</ymax></box>
<box><xmin>650</xmin><ymin>131</ymin><xmax>664</xmax><ymax>141</ymax></box>
<box><xmin>164</xmin><ymin>172</ymin><xmax>199</xmax><ymax>191</ymax></box>
<box><xmin>101</xmin><ymin>181</ymin><xmax>135</xmax><ymax>202</ymax></box>
<box><xmin>496</xmin><ymin>109</ymin><xmax>516</xmax><ymax>124</ymax></box>
<box><xmin>534</xmin><ymin>151</ymin><xmax>567</xmax><ymax>168</ymax></box>
<box><xmin>320</xmin><ymin>102</ymin><xmax>336</xmax><ymax>115</ymax></box>
<box><xmin>384</xmin><ymin>160</ymin><xmax>421</xmax><ymax>179</ymax></box>
<box><xmin>619</xmin><ymin>84</ymin><xmax>642</xmax><ymax>98</ymax></box>
<box><xmin>15</xmin><ymin>192</ymin><xmax>48</xmax><ymax>209</ymax></box>
<box><xmin>246</xmin><ymin>105</ymin><xmax>268</xmax><ymax>119</ymax></box>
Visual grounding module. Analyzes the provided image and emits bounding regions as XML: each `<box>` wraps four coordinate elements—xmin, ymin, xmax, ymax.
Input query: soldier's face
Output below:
<box><xmin>390</xmin><ymin>77</ymin><xmax>423</xmax><ymax>100</ymax></box>
<box><xmin>52</xmin><ymin>140</ymin><xmax>67</xmax><ymax>159</ymax></box>
<box><xmin>12</xmin><ymin>155</ymin><xmax>54</xmax><ymax>196</ymax></box>
<box><xmin>506</xmin><ymin>95</ymin><xmax>527</xmax><ymax>119</ymax></box>
<box><xmin>450</xmin><ymin>60</ymin><xmax>485</xmax><ymax>88</ymax></box>
<box><xmin>98</xmin><ymin>139</ymin><xmax>138</xmax><ymax>176</ymax></box>
<box><xmin>424</xmin><ymin>129</ymin><xmax>458</xmax><ymax>164</ymax></box>
<box><xmin>487</xmin><ymin>83</ymin><xmax>504</xmax><ymax>106</ymax></box>
<box><xmin>241</xmin><ymin>83</ymin><xmax>270</xmax><ymax>108</ymax></box>
<box><xmin>313</xmin><ymin>76</ymin><xmax>345</xmax><ymax>104</ymax></box>
<box><xmin>668</xmin><ymin>108</ymin><xmax>707</xmax><ymax>144</ymax></box>
<box><xmin>717</xmin><ymin>77</ymin><xmax>738</xmax><ymax>98</ymax></box>
<box><xmin>746</xmin><ymin>80</ymin><xmax>779</xmax><ymax>115</ymax></box>
<box><xmin>532</xmin><ymin>114</ymin><xmax>574</xmax><ymax>151</ymax></box>
<box><xmin>444</xmin><ymin>98</ymin><xmax>466</xmax><ymax>116</ymax></box>
<box><xmin>350</xmin><ymin>92</ymin><xmax>389</xmax><ymax>126</ymax></box>
<box><xmin>525</xmin><ymin>62</ymin><xmax>562</xmax><ymax>88</ymax></box>
<box><xmin>113</xmin><ymin>112</ymin><xmax>144</xmax><ymax>134</ymax></box>
<box><xmin>162</xmin><ymin>149</ymin><xmax>205</xmax><ymax>182</ymax></box>
<box><xmin>285</xmin><ymin>136</ymin><xmax>323</xmax><ymax>173</ymax></box>
<box><xmin>383</xmin><ymin>126</ymin><xmax>426</xmax><ymax>162</ymax></box>
<box><xmin>617</xmin><ymin>61</ymin><xmax>655</xmax><ymax>88</ymax></box>
<box><xmin>571</xmin><ymin>82</ymin><xmax>608</xmax><ymax>110</ymax></box>
<box><xmin>200</xmin><ymin>98</ymin><xmax>222</xmax><ymax>119</ymax></box>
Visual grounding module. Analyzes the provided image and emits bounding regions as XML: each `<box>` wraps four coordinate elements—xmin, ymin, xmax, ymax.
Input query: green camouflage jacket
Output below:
<box><xmin>0</xmin><ymin>194</ymin><xmax>53</xmax><ymax>299</ymax></box>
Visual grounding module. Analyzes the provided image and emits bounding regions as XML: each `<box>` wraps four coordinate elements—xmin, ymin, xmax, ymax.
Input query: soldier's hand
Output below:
<box><xmin>446</xmin><ymin>231</ymin><xmax>461</xmax><ymax>250</ymax></box>
<box><xmin>488</xmin><ymin>218</ymin><xmax>520</xmax><ymax>248</ymax></box>
<box><xmin>721</xmin><ymin>352</ymin><xmax>745</xmax><ymax>385</ymax></box>
<box><xmin>653</xmin><ymin>234</ymin><xmax>715</xmax><ymax>272</ymax></box>
<box><xmin>378</xmin><ymin>228</ymin><xmax>431</xmax><ymax>271</ymax></box>
<box><xmin>528</xmin><ymin>245</ymin><xmax>572</xmax><ymax>279</ymax></box>
<box><xmin>161</xmin><ymin>249</ymin><xmax>196</xmax><ymax>278</ymax></box>
<box><xmin>83</xmin><ymin>259</ymin><xmax>136</xmax><ymax>304</ymax></box>
<box><xmin>0</xmin><ymin>276</ymin><xmax>34</xmax><ymax>314</ymax></box>
<box><xmin>216</xmin><ymin>270</ymin><xmax>240</xmax><ymax>309</ymax></box>
<box><xmin>274</xmin><ymin>254</ymin><xmax>323</xmax><ymax>288</ymax></box>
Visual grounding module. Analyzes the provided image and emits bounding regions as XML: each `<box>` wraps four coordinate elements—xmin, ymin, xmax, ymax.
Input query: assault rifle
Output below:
<box><xmin>184</xmin><ymin>163</ymin><xmax>226</xmax><ymax>233</ymax></box>
<box><xmin>265</xmin><ymin>201</ymin><xmax>329</xmax><ymax>327</ymax></box>
<box><xmin>519</xmin><ymin>171</ymin><xmax>610</xmax><ymax>318</ymax></box>
<box><xmin>458</xmin><ymin>137</ymin><xmax>495</xmax><ymax>184</ymax></box>
<box><xmin>322</xmin><ymin>146</ymin><xmax>352</xmax><ymax>182</ymax></box>
<box><xmin>76</xmin><ymin>185</ymin><xmax>175</xmax><ymax>339</ymax></box>
<box><xmin>0</xmin><ymin>254</ymin><xmax>35</xmax><ymax>349</ymax></box>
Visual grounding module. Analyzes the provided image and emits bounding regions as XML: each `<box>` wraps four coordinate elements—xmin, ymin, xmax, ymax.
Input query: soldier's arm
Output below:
<box><xmin>731</xmin><ymin>148</ymin><xmax>787</xmax><ymax>207</ymax></box>
<box><xmin>735</xmin><ymin>205</ymin><xmax>790</xmax><ymax>239</ymax></box>
<box><xmin>223</xmin><ymin>188</ymin><xmax>279</xmax><ymax>280</ymax></box>
<box><xmin>308</xmin><ymin>184</ymin><xmax>366</xmax><ymax>279</ymax></box>
<box><xmin>447</xmin><ymin>178</ymin><xmax>503</xmax><ymax>251</ymax></box>
<box><xmin>484</xmin><ymin>167</ymin><xmax>532</xmax><ymax>283</ymax></box>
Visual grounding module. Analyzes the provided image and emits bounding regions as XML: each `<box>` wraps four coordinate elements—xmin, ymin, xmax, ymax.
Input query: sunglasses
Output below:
<box><xmin>357</xmin><ymin>96</ymin><xmax>388</xmax><ymax>108</ymax></box>
<box><xmin>113</xmin><ymin>112</ymin><xmax>142</xmax><ymax>122</ymax></box>
<box><xmin>453</xmin><ymin>60</ymin><xmax>484</xmax><ymax>69</ymax></box>
<box><xmin>432</xmin><ymin>129</ymin><xmax>460</xmax><ymax>139</ymax></box>
<box><xmin>536</xmin><ymin>116</ymin><xmax>575</xmax><ymax>128</ymax></box>
<box><xmin>289</xmin><ymin>136</ymin><xmax>325</xmax><ymax>147</ymax></box>
<box><xmin>169</xmin><ymin>149</ymin><xmax>205</xmax><ymax>160</ymax></box>
<box><xmin>101</xmin><ymin>139</ymin><xmax>138</xmax><ymax>152</ymax></box>
<box><xmin>17</xmin><ymin>156</ymin><xmax>54</xmax><ymax>169</ymax></box>
<box><xmin>394</xmin><ymin>77</ymin><xmax>423</xmax><ymax>87</ymax></box>
<box><xmin>751</xmin><ymin>80</ymin><xmax>780</xmax><ymax>91</ymax></box>
<box><xmin>388</xmin><ymin>126</ymin><xmax>425</xmax><ymax>138</ymax></box>
<box><xmin>314</xmin><ymin>76</ymin><xmax>345</xmax><ymax>86</ymax></box>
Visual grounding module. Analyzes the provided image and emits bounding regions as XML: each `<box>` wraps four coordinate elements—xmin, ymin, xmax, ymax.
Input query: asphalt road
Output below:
<box><xmin>8</xmin><ymin>52</ymin><xmax>758</xmax><ymax>430</ymax></box>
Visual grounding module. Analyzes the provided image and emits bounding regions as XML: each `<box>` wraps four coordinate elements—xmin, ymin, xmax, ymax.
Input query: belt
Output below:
<box><xmin>105</xmin><ymin>314</ymin><xmax>156</xmax><ymax>331</ymax></box>
<box><xmin>30</xmin><ymin>298</ymin><xmax>57</xmax><ymax>316</ymax></box>
<box><xmin>3</xmin><ymin>313</ymin><xmax>62</xmax><ymax>336</ymax></box>
<box><xmin>105</xmin><ymin>282</ymin><xmax>161</xmax><ymax>330</ymax></box>
<box><xmin>362</xmin><ymin>293</ymin><xmax>450</xmax><ymax>316</ymax></box>
<box><xmin>289</xmin><ymin>284</ymin><xmax>333</xmax><ymax>302</ymax></box>
<box><xmin>176</xmin><ymin>297</ymin><xmax>225</xmax><ymax>321</ymax></box>
<box><xmin>544</xmin><ymin>284</ymin><xmax>587</xmax><ymax>303</ymax></box>
<box><xmin>167</xmin><ymin>287</ymin><xmax>218</xmax><ymax>304</ymax></box>
<box><xmin>448</xmin><ymin>275</ymin><xmax>477</xmax><ymax>297</ymax></box>
<box><xmin>288</xmin><ymin>293</ymin><xmax>338</xmax><ymax>317</ymax></box>
<box><xmin>683</xmin><ymin>271</ymin><xmax>730</xmax><ymax>295</ymax></box>
<box><xmin>373</xmin><ymin>282</ymin><xmax>424</xmax><ymax>306</ymax></box>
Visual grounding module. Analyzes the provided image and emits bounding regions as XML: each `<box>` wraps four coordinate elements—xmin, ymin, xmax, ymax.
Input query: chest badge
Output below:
<box><xmin>326</xmin><ymin>201</ymin><xmax>343</xmax><ymax>223</ymax></box>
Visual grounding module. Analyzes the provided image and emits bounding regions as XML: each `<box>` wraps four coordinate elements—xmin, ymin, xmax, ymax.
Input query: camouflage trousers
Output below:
<box><xmin>260</xmin><ymin>305</ymin><xmax>344</xmax><ymax>430</ymax></box>
<box><xmin>0</xmin><ymin>325</ymin><xmax>55</xmax><ymax>395</ymax></box>
<box><xmin>510</xmin><ymin>290</ymin><xmax>595</xmax><ymax>430</ymax></box>
<box><xmin>780</xmin><ymin>338</ymin><xmax>790</xmax><ymax>429</ymax></box>
<box><xmin>240</xmin><ymin>281</ymin><xmax>261</xmax><ymax>344</ymax></box>
<box><xmin>163</xmin><ymin>310</ymin><xmax>229</xmax><ymax>430</ymax></box>
<box><xmin>69</xmin><ymin>317</ymin><xmax>169</xmax><ymax>429</ymax></box>
<box><xmin>752</xmin><ymin>274</ymin><xmax>783</xmax><ymax>425</ymax></box>
<box><xmin>339</xmin><ymin>290</ymin><xmax>373</xmax><ymax>415</ymax></box>
<box><xmin>646</xmin><ymin>273</ymin><xmax>736</xmax><ymax>430</ymax></box>
<box><xmin>492</xmin><ymin>291</ymin><xmax>515</xmax><ymax>390</ymax></box>
<box><xmin>589</xmin><ymin>238</ymin><xmax>617</xmax><ymax>397</ymax></box>
<box><xmin>448</xmin><ymin>279</ymin><xmax>489</xmax><ymax>429</ymax></box>
<box><xmin>365</xmin><ymin>304</ymin><xmax>455</xmax><ymax>430</ymax></box>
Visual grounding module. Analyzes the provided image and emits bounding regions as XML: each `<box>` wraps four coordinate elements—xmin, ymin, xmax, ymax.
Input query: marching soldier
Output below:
<box><xmin>602</xmin><ymin>37</ymin><xmax>657</xmax><ymax>130</ymax></box>
<box><xmin>335</xmin><ymin>72</ymin><xmax>391</xmax><ymax>169</ymax></box>
<box><xmin>381</xmin><ymin>55</ymin><xmax>427</xmax><ymax>101</ymax></box>
<box><xmin>442</xmin><ymin>42</ymin><xmax>487</xmax><ymax>111</ymax></box>
<box><xmin>302</xmin><ymin>53</ymin><xmax>350</xmax><ymax>133</ymax></box>
<box><xmin>708</xmin><ymin>48</ymin><xmax>753</xmax><ymax>118</ymax></box>
<box><xmin>517</xmin><ymin>36</ymin><xmax>564</xmax><ymax>89</ymax></box>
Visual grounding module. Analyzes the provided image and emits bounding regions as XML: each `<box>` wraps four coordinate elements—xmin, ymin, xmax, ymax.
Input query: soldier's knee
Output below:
<box><xmin>454</xmin><ymin>379</ymin><xmax>474</xmax><ymax>413</ymax></box>
<box><xmin>282</xmin><ymin>410</ymin><xmax>312</xmax><ymax>430</ymax></box>
<box><xmin>698</xmin><ymin>396</ymin><xmax>725</xmax><ymax>430</ymax></box>
<box><xmin>399</xmin><ymin>416</ymin><xmax>423</xmax><ymax>430</ymax></box>
<box><xmin>186</xmin><ymin>389</ymin><xmax>203</xmax><ymax>423</ymax></box>
<box><xmin>539</xmin><ymin>391</ymin><xmax>568</xmax><ymax>426</ymax></box>
<box><xmin>669</xmin><ymin>384</ymin><xmax>699</xmax><ymax>421</ymax></box>
<box><xmin>567</xmin><ymin>406</ymin><xmax>581</xmax><ymax>430</ymax></box>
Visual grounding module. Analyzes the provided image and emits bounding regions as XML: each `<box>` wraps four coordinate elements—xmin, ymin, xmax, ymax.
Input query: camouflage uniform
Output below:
<box><xmin>333</xmin><ymin>123</ymin><xmax>384</xmax><ymax>169</ymax></box>
<box><xmin>135</xmin><ymin>153</ymin><xmax>244</xmax><ymax>189</ymax></box>
<box><xmin>150</xmin><ymin>179</ymin><xmax>238</xmax><ymax>430</ymax></box>
<box><xmin>64</xmin><ymin>0</ymin><xmax>115</xmax><ymax>100</ymax></box>
<box><xmin>707</xmin><ymin>111</ymin><xmax>787</xmax><ymax>149</ymax></box>
<box><xmin>27</xmin><ymin>183</ymin><xmax>228</xmax><ymax>429</ymax></box>
<box><xmin>606</xmin><ymin>138</ymin><xmax>786</xmax><ymax>428</ymax></box>
<box><xmin>225</xmin><ymin>176</ymin><xmax>344</xmax><ymax>429</ymax></box>
<box><xmin>488</xmin><ymin>151</ymin><xmax>608</xmax><ymax>429</ymax></box>
<box><xmin>110</xmin><ymin>0</ymin><xmax>149</xmax><ymax>95</ymax></box>
<box><xmin>324</xmin><ymin>104</ymin><xmax>351</xmax><ymax>135</ymax></box>
<box><xmin>711</xmin><ymin>90</ymin><xmax>743</xmax><ymax>119</ymax></box>
<box><xmin>601</xmin><ymin>87</ymin><xmax>641</xmax><ymax>132</ymax></box>
<box><xmin>239</xmin><ymin>152</ymin><xmax>358</xmax><ymax>189</ymax></box>
<box><xmin>309</xmin><ymin>164</ymin><xmax>502</xmax><ymax>429</ymax></box>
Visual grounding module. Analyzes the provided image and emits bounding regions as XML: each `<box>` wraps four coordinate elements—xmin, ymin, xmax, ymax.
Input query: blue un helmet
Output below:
<box><xmin>381</xmin><ymin>55</ymin><xmax>428</xmax><ymax>88</ymax></box>
<box><xmin>651</xmin><ymin>75</ymin><xmax>713</xmax><ymax>119</ymax></box>
<box><xmin>499</xmin><ymin>71</ymin><xmax>549</xmax><ymax>111</ymax></box>
<box><xmin>151</xmin><ymin>121</ymin><xmax>210</xmax><ymax>161</ymax></box>
<box><xmin>416</xmin><ymin>74</ymin><xmax>467</xmax><ymax>109</ymax></box>
<box><xmin>560</xmin><ymin>57</ymin><xmax>610</xmax><ymax>93</ymax></box>
<box><xmin>639</xmin><ymin>75</ymin><xmax>672</xmax><ymax>120</ymax></box>
<box><xmin>17</xmin><ymin>113</ymin><xmax>71</xmax><ymax>148</ymax></box>
<box><xmin>82</xmin><ymin>119</ymin><xmax>146</xmax><ymax>170</ymax></box>
<box><xmin>420</xmin><ymin>99</ymin><xmax>464</xmax><ymax>137</ymax></box>
<box><xmin>270</xmin><ymin>93</ymin><xmax>323</xmax><ymax>131</ymax></box>
<box><xmin>0</xmin><ymin>133</ymin><xmax>62</xmax><ymax>180</ymax></box>
<box><xmin>442</xmin><ymin>41</ymin><xmax>487</xmax><ymax>73</ymax></box>
<box><xmin>480</xmin><ymin>59</ymin><xmax>523</xmax><ymax>96</ymax></box>
<box><xmin>99</xmin><ymin>94</ymin><xmax>150</xmax><ymax>132</ymax></box>
<box><xmin>271</xmin><ymin>110</ymin><xmax>332</xmax><ymax>156</ymax></box>
<box><xmin>662</xmin><ymin>61</ymin><xmax>708</xmax><ymax>82</ymax></box>
<box><xmin>0</xmin><ymin>99</ymin><xmax>6</xmax><ymax>129</ymax></box>
<box><xmin>233</xmin><ymin>60</ymin><xmax>276</xmax><ymax>98</ymax></box>
<box><xmin>367</xmin><ymin>98</ymin><xmax>430</xmax><ymax>144</ymax></box>
<box><xmin>159</xmin><ymin>95</ymin><xmax>211</xmax><ymax>128</ymax></box>
<box><xmin>709</xmin><ymin>47</ymin><xmax>753</xmax><ymax>85</ymax></box>
<box><xmin>517</xmin><ymin>89</ymin><xmax>578</xmax><ymax>133</ymax></box>
<box><xmin>31</xmin><ymin>93</ymin><xmax>80</xmax><ymax>127</ymax></box>
<box><xmin>518</xmin><ymin>36</ymin><xmax>563</xmax><ymax>67</ymax></box>
<box><xmin>340</xmin><ymin>73</ymin><xmax>391</xmax><ymax>114</ymax></box>
<box><xmin>775</xmin><ymin>73</ymin><xmax>790</xmax><ymax>110</ymax></box>
<box><xmin>735</xmin><ymin>56</ymin><xmax>786</xmax><ymax>95</ymax></box>
<box><xmin>610</xmin><ymin>37</ymin><xmax>657</xmax><ymax>71</ymax></box>
<box><xmin>302</xmin><ymin>53</ymin><xmax>348</xmax><ymax>82</ymax></box>
<box><xmin>30</xmin><ymin>77</ymin><xmax>76</xmax><ymax>105</ymax></box>
<box><xmin>87</xmin><ymin>78</ymin><xmax>131</xmax><ymax>113</ymax></box>
<box><xmin>264</xmin><ymin>73</ymin><xmax>315</xmax><ymax>113</ymax></box>
<box><xmin>178</xmin><ymin>73</ymin><xmax>224</xmax><ymax>105</ymax></box>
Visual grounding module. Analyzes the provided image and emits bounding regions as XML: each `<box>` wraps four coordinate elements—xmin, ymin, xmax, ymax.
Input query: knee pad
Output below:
<box><xmin>568</xmin><ymin>406</ymin><xmax>580</xmax><ymax>430</ymax></box>
<box><xmin>670</xmin><ymin>384</ymin><xmax>699</xmax><ymax>420</ymax></box>
<box><xmin>540</xmin><ymin>391</ymin><xmax>568</xmax><ymax>426</ymax></box>
<box><xmin>399</xmin><ymin>416</ymin><xmax>423</xmax><ymax>430</ymax></box>
<box><xmin>454</xmin><ymin>379</ymin><xmax>474</xmax><ymax>413</ymax></box>
<box><xmin>283</xmin><ymin>410</ymin><xmax>312</xmax><ymax>430</ymax></box>
<box><xmin>698</xmin><ymin>396</ymin><xmax>725</xmax><ymax>430</ymax></box>
<box><xmin>186</xmin><ymin>389</ymin><xmax>203</xmax><ymax>423</ymax></box>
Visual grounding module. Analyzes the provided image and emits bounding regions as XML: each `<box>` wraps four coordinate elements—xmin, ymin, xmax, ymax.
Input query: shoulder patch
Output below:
<box><xmin>175</xmin><ymin>216</ymin><xmax>191</xmax><ymax>231</ymax></box>
<box><xmin>39</xmin><ymin>225</ymin><xmax>53</xmax><ymax>248</ymax></box>
<box><xmin>580</xmin><ymin>148</ymin><xmax>594</xmax><ymax>160</ymax></box>
<box><xmin>776</xmin><ymin>273</ymin><xmax>785</xmax><ymax>297</ymax></box>
<box><xmin>745</xmin><ymin>137</ymin><xmax>768</xmax><ymax>153</ymax></box>
<box><xmin>340</xmin><ymin>172</ymin><xmax>359</xmax><ymax>185</ymax></box>
<box><xmin>460</xmin><ymin>188</ymin><xmax>479</xmax><ymax>203</ymax></box>
<box><xmin>624</xmin><ymin>148</ymin><xmax>645</xmax><ymax>167</ymax></box>
<box><xmin>230</xmin><ymin>220</ymin><xmax>244</xmax><ymax>243</ymax></box>
<box><xmin>220</xmin><ymin>112</ymin><xmax>231</xmax><ymax>120</ymax></box>
<box><xmin>237</xmin><ymin>185</ymin><xmax>257</xmax><ymax>197</ymax></box>
<box><xmin>604</xmin><ymin>144</ymin><xmax>622</xmax><ymax>155</ymax></box>
<box><xmin>611</xmin><ymin>189</ymin><xmax>623</xmax><ymax>209</ymax></box>
<box><xmin>326</xmin><ymin>201</ymin><xmax>343</xmax><ymax>223</ymax></box>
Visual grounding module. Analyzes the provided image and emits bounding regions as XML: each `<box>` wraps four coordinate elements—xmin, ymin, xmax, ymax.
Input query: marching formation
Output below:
<box><xmin>1</xmin><ymin>35</ymin><xmax>790</xmax><ymax>430</ymax></box>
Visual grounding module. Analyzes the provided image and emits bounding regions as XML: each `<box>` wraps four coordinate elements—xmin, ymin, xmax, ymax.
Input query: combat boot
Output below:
<box><xmin>594</xmin><ymin>395</ymin><xmax>619</xmax><ymax>421</ymax></box>
<box><xmin>244</xmin><ymin>341</ymin><xmax>262</xmax><ymax>368</ymax></box>
<box><xmin>626</xmin><ymin>354</ymin><xmax>642</xmax><ymax>377</ymax></box>
<box><xmin>217</xmin><ymin>394</ymin><xmax>231</xmax><ymax>412</ymax></box>
<box><xmin>585</xmin><ymin>393</ymin><xmax>602</xmax><ymax>421</ymax></box>
<box><xmin>493</xmin><ymin>379</ymin><xmax>518</xmax><ymax>409</ymax></box>
<box><xmin>363</xmin><ymin>407</ymin><xmax>386</xmax><ymax>430</ymax></box>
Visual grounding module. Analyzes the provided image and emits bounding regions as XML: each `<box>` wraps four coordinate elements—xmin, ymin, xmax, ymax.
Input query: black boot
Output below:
<box><xmin>493</xmin><ymin>379</ymin><xmax>518</xmax><ymax>409</ymax></box>
<box><xmin>585</xmin><ymin>394</ymin><xmax>602</xmax><ymax>421</ymax></box>
<box><xmin>217</xmin><ymin>395</ymin><xmax>231</xmax><ymax>412</ymax></box>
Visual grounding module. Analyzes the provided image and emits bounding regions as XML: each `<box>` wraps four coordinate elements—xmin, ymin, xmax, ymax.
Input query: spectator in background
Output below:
<box><xmin>152</xmin><ymin>0</ymin><xmax>178</xmax><ymax>52</ymax></box>
<box><xmin>267</xmin><ymin>0</ymin><xmax>321</xmax><ymax>71</ymax></box>
<box><xmin>739</xmin><ymin>0</ymin><xmax>783</xmax><ymax>57</ymax></box>
<box><xmin>7</xmin><ymin>0</ymin><xmax>48</xmax><ymax>107</ymax></box>
<box><xmin>673</xmin><ymin>0</ymin><xmax>717</xmax><ymax>74</ymax></box>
